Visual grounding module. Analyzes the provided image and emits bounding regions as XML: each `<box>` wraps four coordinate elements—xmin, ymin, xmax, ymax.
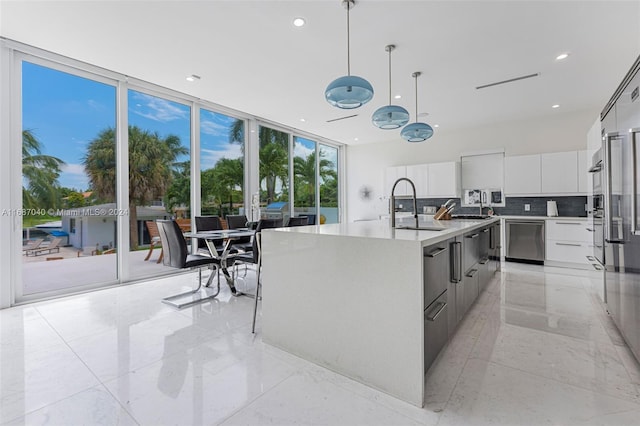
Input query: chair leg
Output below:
<box><xmin>252</xmin><ymin>265</ymin><xmax>261</xmax><ymax>333</ymax></box>
<box><xmin>156</xmin><ymin>249</ymin><xmax>164</xmax><ymax>264</ymax></box>
<box><xmin>162</xmin><ymin>265</ymin><xmax>220</xmax><ymax>309</ymax></box>
<box><xmin>144</xmin><ymin>243</ymin><xmax>155</xmax><ymax>261</ymax></box>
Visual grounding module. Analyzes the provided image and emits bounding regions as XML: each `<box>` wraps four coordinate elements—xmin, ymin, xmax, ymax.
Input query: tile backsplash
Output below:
<box><xmin>394</xmin><ymin>196</ymin><xmax>588</xmax><ymax>217</ymax></box>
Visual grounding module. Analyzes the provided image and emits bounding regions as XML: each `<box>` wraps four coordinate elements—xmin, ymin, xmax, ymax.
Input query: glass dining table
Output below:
<box><xmin>184</xmin><ymin>228</ymin><xmax>255</xmax><ymax>296</ymax></box>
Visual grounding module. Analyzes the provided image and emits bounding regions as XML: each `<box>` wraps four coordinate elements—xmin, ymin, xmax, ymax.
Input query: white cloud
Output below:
<box><xmin>293</xmin><ymin>142</ymin><xmax>314</xmax><ymax>159</ymax></box>
<box><xmin>60</xmin><ymin>163</ymin><xmax>89</xmax><ymax>190</ymax></box>
<box><xmin>201</xmin><ymin>119</ymin><xmax>229</xmax><ymax>137</ymax></box>
<box><xmin>200</xmin><ymin>144</ymin><xmax>243</xmax><ymax>170</ymax></box>
<box><xmin>130</xmin><ymin>92</ymin><xmax>188</xmax><ymax>122</ymax></box>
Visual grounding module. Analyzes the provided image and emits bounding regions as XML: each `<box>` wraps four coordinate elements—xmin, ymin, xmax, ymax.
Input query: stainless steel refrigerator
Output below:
<box><xmin>601</xmin><ymin>54</ymin><xmax>640</xmax><ymax>363</ymax></box>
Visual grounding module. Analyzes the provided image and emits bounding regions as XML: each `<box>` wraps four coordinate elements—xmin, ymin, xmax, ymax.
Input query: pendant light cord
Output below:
<box><xmin>414</xmin><ymin>74</ymin><xmax>418</xmax><ymax>123</ymax></box>
<box><xmin>388</xmin><ymin>47</ymin><xmax>392</xmax><ymax>105</ymax></box>
<box><xmin>346</xmin><ymin>1</ymin><xmax>351</xmax><ymax>76</ymax></box>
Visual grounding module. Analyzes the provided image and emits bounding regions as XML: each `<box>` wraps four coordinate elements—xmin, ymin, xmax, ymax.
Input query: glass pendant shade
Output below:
<box><xmin>325</xmin><ymin>75</ymin><xmax>374</xmax><ymax>109</ymax></box>
<box><xmin>401</xmin><ymin>122</ymin><xmax>434</xmax><ymax>142</ymax></box>
<box><xmin>372</xmin><ymin>44</ymin><xmax>408</xmax><ymax>129</ymax></box>
<box><xmin>401</xmin><ymin>71</ymin><xmax>434</xmax><ymax>142</ymax></box>
<box><xmin>372</xmin><ymin>104</ymin><xmax>410</xmax><ymax>129</ymax></box>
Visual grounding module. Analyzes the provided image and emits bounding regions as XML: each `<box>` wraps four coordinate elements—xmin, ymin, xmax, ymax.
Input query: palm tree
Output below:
<box><xmin>84</xmin><ymin>125</ymin><xmax>187</xmax><ymax>249</ymax></box>
<box><xmin>293</xmin><ymin>151</ymin><xmax>337</xmax><ymax>207</ymax></box>
<box><xmin>22</xmin><ymin>129</ymin><xmax>65</xmax><ymax>210</ymax></box>
<box><xmin>230</xmin><ymin>120</ymin><xmax>289</xmax><ymax>203</ymax></box>
<box><xmin>165</xmin><ymin>160</ymin><xmax>191</xmax><ymax>214</ymax></box>
<box><xmin>201</xmin><ymin>158</ymin><xmax>244</xmax><ymax>216</ymax></box>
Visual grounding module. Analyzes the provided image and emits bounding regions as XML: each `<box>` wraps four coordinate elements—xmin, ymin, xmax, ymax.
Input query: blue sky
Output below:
<box><xmin>22</xmin><ymin>61</ymin><xmax>242</xmax><ymax>191</ymax></box>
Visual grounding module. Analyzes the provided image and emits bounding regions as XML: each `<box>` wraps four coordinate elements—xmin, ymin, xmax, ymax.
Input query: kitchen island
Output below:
<box><xmin>260</xmin><ymin>216</ymin><xmax>500</xmax><ymax>407</ymax></box>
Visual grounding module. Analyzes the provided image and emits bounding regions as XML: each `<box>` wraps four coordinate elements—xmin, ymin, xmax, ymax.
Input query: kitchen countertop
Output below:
<box><xmin>269</xmin><ymin>216</ymin><xmax>500</xmax><ymax>246</ymax></box>
<box><xmin>497</xmin><ymin>215</ymin><xmax>588</xmax><ymax>220</ymax></box>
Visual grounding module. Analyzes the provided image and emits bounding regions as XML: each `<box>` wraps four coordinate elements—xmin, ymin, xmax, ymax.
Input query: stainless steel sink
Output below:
<box><xmin>396</xmin><ymin>226</ymin><xmax>446</xmax><ymax>231</ymax></box>
<box><xmin>450</xmin><ymin>214</ymin><xmax>491</xmax><ymax>219</ymax></box>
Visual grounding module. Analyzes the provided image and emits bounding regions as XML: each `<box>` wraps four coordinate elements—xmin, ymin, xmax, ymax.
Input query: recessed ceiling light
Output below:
<box><xmin>434</xmin><ymin>124</ymin><xmax>439</xmax><ymax>128</ymax></box>
<box><xmin>394</xmin><ymin>95</ymin><xmax>402</xmax><ymax>99</ymax></box>
<box><xmin>293</xmin><ymin>17</ymin><xmax>305</xmax><ymax>27</ymax></box>
<box><xmin>300</xmin><ymin>118</ymin><xmax>306</xmax><ymax>122</ymax></box>
<box><xmin>186</xmin><ymin>74</ymin><xmax>201</xmax><ymax>82</ymax></box>
<box><xmin>417</xmin><ymin>112</ymin><xmax>429</xmax><ymax>117</ymax></box>
<box><xmin>552</xmin><ymin>104</ymin><xmax>560</xmax><ymax>108</ymax></box>
<box><xmin>354</xmin><ymin>137</ymin><xmax>359</xmax><ymax>141</ymax></box>
<box><xmin>556</xmin><ymin>53</ymin><xmax>569</xmax><ymax>61</ymax></box>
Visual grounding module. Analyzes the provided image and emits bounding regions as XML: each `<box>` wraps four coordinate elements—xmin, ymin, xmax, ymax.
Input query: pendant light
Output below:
<box><xmin>401</xmin><ymin>72</ymin><xmax>434</xmax><ymax>142</ymax></box>
<box><xmin>325</xmin><ymin>0</ymin><xmax>374</xmax><ymax>109</ymax></box>
<box><xmin>371</xmin><ymin>45</ymin><xmax>410</xmax><ymax>129</ymax></box>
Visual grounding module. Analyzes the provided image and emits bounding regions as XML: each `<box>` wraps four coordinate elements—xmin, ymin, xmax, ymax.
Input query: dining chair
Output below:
<box><xmin>226</xmin><ymin>214</ymin><xmax>252</xmax><ymax>252</ymax></box>
<box><xmin>194</xmin><ymin>215</ymin><xmax>225</xmax><ymax>256</ymax></box>
<box><xmin>287</xmin><ymin>216</ymin><xmax>309</xmax><ymax>227</ymax></box>
<box><xmin>156</xmin><ymin>219</ymin><xmax>222</xmax><ymax>309</ymax></box>
<box><xmin>232</xmin><ymin>218</ymin><xmax>283</xmax><ymax>333</ymax></box>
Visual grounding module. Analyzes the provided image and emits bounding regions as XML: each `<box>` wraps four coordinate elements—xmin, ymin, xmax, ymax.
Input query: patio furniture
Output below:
<box><xmin>144</xmin><ymin>221</ymin><xmax>163</xmax><ymax>263</ymax></box>
<box><xmin>22</xmin><ymin>238</ymin><xmax>44</xmax><ymax>254</ymax></box>
<box><xmin>157</xmin><ymin>219</ymin><xmax>222</xmax><ymax>309</ymax></box>
<box><xmin>26</xmin><ymin>238</ymin><xmax>62</xmax><ymax>257</ymax></box>
<box><xmin>176</xmin><ymin>218</ymin><xmax>191</xmax><ymax>233</ymax></box>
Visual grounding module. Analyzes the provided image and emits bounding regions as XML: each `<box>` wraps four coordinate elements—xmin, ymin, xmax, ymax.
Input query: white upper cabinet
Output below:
<box><xmin>460</xmin><ymin>152</ymin><xmax>504</xmax><ymax>190</ymax></box>
<box><xmin>384</xmin><ymin>166</ymin><xmax>408</xmax><ymax>196</ymax></box>
<box><xmin>428</xmin><ymin>162</ymin><xmax>459</xmax><ymax>197</ymax></box>
<box><xmin>405</xmin><ymin>164</ymin><xmax>429</xmax><ymax>197</ymax></box>
<box><xmin>541</xmin><ymin>151</ymin><xmax>578</xmax><ymax>194</ymax></box>
<box><xmin>504</xmin><ymin>154</ymin><xmax>541</xmax><ymax>195</ymax></box>
<box><xmin>386</xmin><ymin>162</ymin><xmax>458</xmax><ymax>198</ymax></box>
<box><xmin>578</xmin><ymin>150</ymin><xmax>588</xmax><ymax>194</ymax></box>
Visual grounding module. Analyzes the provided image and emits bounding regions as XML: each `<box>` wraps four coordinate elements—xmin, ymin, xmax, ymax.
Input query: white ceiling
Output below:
<box><xmin>2</xmin><ymin>0</ymin><xmax>639</xmax><ymax>146</ymax></box>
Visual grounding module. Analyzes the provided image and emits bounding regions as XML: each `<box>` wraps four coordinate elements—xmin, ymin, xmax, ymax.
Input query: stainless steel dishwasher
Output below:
<box><xmin>505</xmin><ymin>219</ymin><xmax>545</xmax><ymax>264</ymax></box>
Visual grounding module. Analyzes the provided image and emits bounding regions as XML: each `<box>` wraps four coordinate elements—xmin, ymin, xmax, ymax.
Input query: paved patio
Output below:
<box><xmin>22</xmin><ymin>246</ymin><xmax>179</xmax><ymax>295</ymax></box>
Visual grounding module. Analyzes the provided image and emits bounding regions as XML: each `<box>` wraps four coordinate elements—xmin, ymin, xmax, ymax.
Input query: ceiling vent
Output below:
<box><xmin>326</xmin><ymin>114</ymin><xmax>358</xmax><ymax>123</ymax></box>
<box><xmin>476</xmin><ymin>72</ymin><xmax>540</xmax><ymax>90</ymax></box>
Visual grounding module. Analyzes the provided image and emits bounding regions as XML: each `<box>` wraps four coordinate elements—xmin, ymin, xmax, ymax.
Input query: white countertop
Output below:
<box><xmin>269</xmin><ymin>216</ymin><xmax>500</xmax><ymax>245</ymax></box>
<box><xmin>498</xmin><ymin>215</ymin><xmax>588</xmax><ymax>221</ymax></box>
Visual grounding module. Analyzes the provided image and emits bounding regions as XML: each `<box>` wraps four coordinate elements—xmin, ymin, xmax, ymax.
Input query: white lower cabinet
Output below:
<box><xmin>545</xmin><ymin>219</ymin><xmax>590</xmax><ymax>265</ymax></box>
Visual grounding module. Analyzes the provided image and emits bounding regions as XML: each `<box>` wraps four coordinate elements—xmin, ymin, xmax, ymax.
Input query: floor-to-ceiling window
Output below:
<box><xmin>127</xmin><ymin>89</ymin><xmax>191</xmax><ymax>279</ymax></box>
<box><xmin>200</xmin><ymin>110</ymin><xmax>244</xmax><ymax>217</ymax></box>
<box><xmin>4</xmin><ymin>41</ymin><xmax>343</xmax><ymax>306</ymax></box>
<box><xmin>319</xmin><ymin>144</ymin><xmax>339</xmax><ymax>224</ymax></box>
<box><xmin>293</xmin><ymin>136</ymin><xmax>317</xmax><ymax>222</ymax></box>
<box><xmin>258</xmin><ymin>125</ymin><xmax>289</xmax><ymax>222</ymax></box>
<box><xmin>20</xmin><ymin>60</ymin><xmax>118</xmax><ymax>297</ymax></box>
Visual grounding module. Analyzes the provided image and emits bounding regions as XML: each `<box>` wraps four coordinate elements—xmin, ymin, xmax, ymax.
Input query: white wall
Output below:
<box><xmin>346</xmin><ymin>108</ymin><xmax>597</xmax><ymax>222</ymax></box>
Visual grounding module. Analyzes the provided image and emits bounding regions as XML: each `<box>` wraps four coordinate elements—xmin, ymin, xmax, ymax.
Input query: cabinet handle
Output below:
<box><xmin>466</xmin><ymin>233</ymin><xmax>479</xmax><ymax>239</ymax></box>
<box><xmin>465</xmin><ymin>269</ymin><xmax>478</xmax><ymax>278</ymax></box>
<box><xmin>479</xmin><ymin>257</ymin><xmax>489</xmax><ymax>265</ymax></box>
<box><xmin>450</xmin><ymin>241</ymin><xmax>462</xmax><ymax>283</ymax></box>
<box><xmin>586</xmin><ymin>228</ymin><xmax>595</xmax><ymax>232</ymax></box>
<box><xmin>631</xmin><ymin>128</ymin><xmax>639</xmax><ymax>235</ymax></box>
<box><xmin>482</xmin><ymin>228</ymin><xmax>489</xmax><ymax>233</ymax></box>
<box><xmin>555</xmin><ymin>222</ymin><xmax>582</xmax><ymax>225</ymax></box>
<box><xmin>592</xmin><ymin>264</ymin><xmax>603</xmax><ymax>271</ymax></box>
<box><xmin>555</xmin><ymin>242</ymin><xmax>582</xmax><ymax>247</ymax></box>
<box><xmin>426</xmin><ymin>247</ymin><xmax>447</xmax><ymax>258</ymax></box>
<box><xmin>426</xmin><ymin>301</ymin><xmax>447</xmax><ymax>321</ymax></box>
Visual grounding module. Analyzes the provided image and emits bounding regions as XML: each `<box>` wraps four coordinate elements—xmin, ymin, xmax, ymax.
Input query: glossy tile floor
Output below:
<box><xmin>1</xmin><ymin>263</ymin><xmax>640</xmax><ymax>425</ymax></box>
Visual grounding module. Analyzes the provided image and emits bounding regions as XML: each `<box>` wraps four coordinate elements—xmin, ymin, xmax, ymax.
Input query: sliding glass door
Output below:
<box><xmin>200</xmin><ymin>110</ymin><xmax>245</xmax><ymax>218</ymax></box>
<box><xmin>20</xmin><ymin>60</ymin><xmax>118</xmax><ymax>297</ymax></box>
